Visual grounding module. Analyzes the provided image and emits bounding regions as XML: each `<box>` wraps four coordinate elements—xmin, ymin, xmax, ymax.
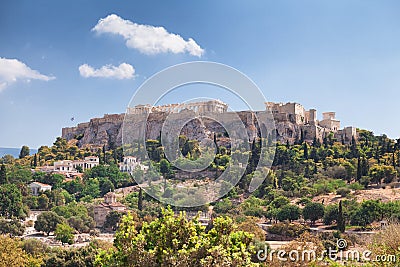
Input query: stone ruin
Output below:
<box><xmin>62</xmin><ymin>100</ymin><xmax>357</xmax><ymax>148</ymax></box>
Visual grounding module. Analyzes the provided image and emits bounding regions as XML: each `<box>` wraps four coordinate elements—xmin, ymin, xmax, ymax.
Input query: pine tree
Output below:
<box><xmin>19</xmin><ymin>145</ymin><xmax>30</xmax><ymax>159</ymax></box>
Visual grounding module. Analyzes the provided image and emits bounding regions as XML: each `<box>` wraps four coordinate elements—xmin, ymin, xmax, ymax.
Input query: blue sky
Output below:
<box><xmin>1</xmin><ymin>0</ymin><xmax>400</xmax><ymax>148</ymax></box>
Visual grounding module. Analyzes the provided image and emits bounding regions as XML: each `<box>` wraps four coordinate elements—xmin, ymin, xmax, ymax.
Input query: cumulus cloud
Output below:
<box><xmin>0</xmin><ymin>57</ymin><xmax>55</xmax><ymax>91</ymax></box>
<box><xmin>92</xmin><ymin>14</ymin><xmax>204</xmax><ymax>57</ymax></box>
<box><xmin>79</xmin><ymin>63</ymin><xmax>135</xmax><ymax>79</ymax></box>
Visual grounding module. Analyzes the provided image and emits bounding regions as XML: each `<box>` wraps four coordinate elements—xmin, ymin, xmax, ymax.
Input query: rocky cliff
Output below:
<box><xmin>62</xmin><ymin>110</ymin><xmax>334</xmax><ymax>148</ymax></box>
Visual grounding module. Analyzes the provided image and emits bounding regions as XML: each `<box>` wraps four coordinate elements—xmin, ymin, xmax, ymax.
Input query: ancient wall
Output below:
<box><xmin>61</xmin><ymin>102</ymin><xmax>356</xmax><ymax>148</ymax></box>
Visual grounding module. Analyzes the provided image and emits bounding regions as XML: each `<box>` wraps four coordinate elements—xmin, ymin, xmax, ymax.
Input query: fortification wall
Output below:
<box><xmin>61</xmin><ymin>104</ymin><xmax>356</xmax><ymax>148</ymax></box>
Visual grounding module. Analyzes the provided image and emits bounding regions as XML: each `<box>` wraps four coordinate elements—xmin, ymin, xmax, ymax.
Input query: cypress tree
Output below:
<box><xmin>356</xmin><ymin>157</ymin><xmax>362</xmax><ymax>182</ymax></box>
<box><xmin>300</xmin><ymin>129</ymin><xmax>304</xmax><ymax>143</ymax></box>
<box><xmin>113</xmin><ymin>149</ymin><xmax>118</xmax><ymax>164</ymax></box>
<box><xmin>312</xmin><ymin>136</ymin><xmax>317</xmax><ymax>147</ymax></box>
<box><xmin>323</xmin><ymin>136</ymin><xmax>328</xmax><ymax>147</ymax></box>
<box><xmin>0</xmin><ymin>164</ymin><xmax>7</xmax><ymax>184</ymax></box>
<box><xmin>337</xmin><ymin>200</ymin><xmax>346</xmax><ymax>233</ymax></box>
<box><xmin>303</xmin><ymin>142</ymin><xmax>309</xmax><ymax>160</ymax></box>
<box><xmin>103</xmin><ymin>145</ymin><xmax>107</xmax><ymax>164</ymax></box>
<box><xmin>138</xmin><ymin>188</ymin><xmax>143</xmax><ymax>211</ymax></box>
<box><xmin>33</xmin><ymin>154</ymin><xmax>38</xmax><ymax>167</ymax></box>
<box><xmin>351</xmin><ymin>136</ymin><xmax>358</xmax><ymax>158</ymax></box>
<box><xmin>213</xmin><ymin>133</ymin><xmax>219</xmax><ymax>154</ymax></box>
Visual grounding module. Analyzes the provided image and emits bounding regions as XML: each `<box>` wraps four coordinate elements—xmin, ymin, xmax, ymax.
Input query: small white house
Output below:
<box><xmin>119</xmin><ymin>156</ymin><xmax>149</xmax><ymax>174</ymax></box>
<box><xmin>29</xmin><ymin>182</ymin><xmax>52</xmax><ymax>196</ymax></box>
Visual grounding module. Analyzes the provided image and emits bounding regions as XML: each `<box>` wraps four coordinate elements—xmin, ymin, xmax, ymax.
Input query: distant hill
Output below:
<box><xmin>0</xmin><ymin>147</ymin><xmax>38</xmax><ymax>158</ymax></box>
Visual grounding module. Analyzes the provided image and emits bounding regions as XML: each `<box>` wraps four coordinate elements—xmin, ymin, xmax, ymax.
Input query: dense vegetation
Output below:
<box><xmin>0</xmin><ymin>129</ymin><xmax>399</xmax><ymax>266</ymax></box>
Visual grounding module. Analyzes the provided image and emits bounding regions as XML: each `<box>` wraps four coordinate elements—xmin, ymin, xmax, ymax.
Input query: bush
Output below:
<box><xmin>268</xmin><ymin>222</ymin><xmax>309</xmax><ymax>238</ymax></box>
<box><xmin>336</xmin><ymin>187</ymin><xmax>351</xmax><ymax>197</ymax></box>
<box><xmin>348</xmin><ymin>182</ymin><xmax>364</xmax><ymax>191</ymax></box>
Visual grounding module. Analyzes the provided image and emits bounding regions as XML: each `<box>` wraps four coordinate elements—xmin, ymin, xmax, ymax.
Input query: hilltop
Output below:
<box><xmin>62</xmin><ymin>100</ymin><xmax>358</xmax><ymax>149</ymax></box>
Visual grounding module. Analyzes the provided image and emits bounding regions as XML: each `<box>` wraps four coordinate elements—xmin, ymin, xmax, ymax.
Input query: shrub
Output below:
<box><xmin>268</xmin><ymin>222</ymin><xmax>309</xmax><ymax>238</ymax></box>
<box><xmin>336</xmin><ymin>187</ymin><xmax>351</xmax><ymax>197</ymax></box>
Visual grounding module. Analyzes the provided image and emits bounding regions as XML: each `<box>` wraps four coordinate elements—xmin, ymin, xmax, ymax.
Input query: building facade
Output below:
<box><xmin>93</xmin><ymin>192</ymin><xmax>126</xmax><ymax>228</ymax></box>
<box><xmin>29</xmin><ymin>182</ymin><xmax>52</xmax><ymax>196</ymax></box>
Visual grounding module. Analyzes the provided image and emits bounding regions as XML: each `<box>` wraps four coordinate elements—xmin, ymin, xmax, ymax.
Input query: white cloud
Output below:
<box><xmin>79</xmin><ymin>63</ymin><xmax>135</xmax><ymax>79</ymax></box>
<box><xmin>0</xmin><ymin>57</ymin><xmax>55</xmax><ymax>91</ymax></box>
<box><xmin>92</xmin><ymin>14</ymin><xmax>204</xmax><ymax>57</ymax></box>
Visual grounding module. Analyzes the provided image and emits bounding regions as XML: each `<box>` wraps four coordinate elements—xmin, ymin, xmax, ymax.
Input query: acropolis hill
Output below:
<box><xmin>62</xmin><ymin>100</ymin><xmax>357</xmax><ymax>149</ymax></box>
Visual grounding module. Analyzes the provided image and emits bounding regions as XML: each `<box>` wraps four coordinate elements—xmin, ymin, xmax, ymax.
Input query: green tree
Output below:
<box><xmin>350</xmin><ymin>200</ymin><xmax>382</xmax><ymax>227</ymax></box>
<box><xmin>323</xmin><ymin>204</ymin><xmax>339</xmax><ymax>225</ymax></box>
<box><xmin>67</xmin><ymin>214</ymin><xmax>95</xmax><ymax>233</ymax></box>
<box><xmin>303</xmin><ymin>202</ymin><xmax>325</xmax><ymax>225</ymax></box>
<box><xmin>0</xmin><ymin>219</ymin><xmax>25</xmax><ymax>236</ymax></box>
<box><xmin>34</xmin><ymin>211</ymin><xmax>64</xmax><ymax>235</ymax></box>
<box><xmin>0</xmin><ymin>235</ymin><xmax>31</xmax><ymax>267</ymax></box>
<box><xmin>96</xmin><ymin>208</ymin><xmax>257</xmax><ymax>266</ymax></box>
<box><xmin>337</xmin><ymin>200</ymin><xmax>346</xmax><ymax>233</ymax></box>
<box><xmin>0</xmin><ymin>164</ymin><xmax>7</xmax><ymax>184</ymax></box>
<box><xmin>55</xmin><ymin>223</ymin><xmax>74</xmax><ymax>245</ymax></box>
<box><xmin>0</xmin><ymin>184</ymin><xmax>25</xmax><ymax>219</ymax></box>
<box><xmin>370</xmin><ymin>165</ymin><xmax>396</xmax><ymax>185</ymax></box>
<box><xmin>19</xmin><ymin>145</ymin><xmax>30</xmax><ymax>159</ymax></box>
<box><xmin>303</xmin><ymin>142</ymin><xmax>309</xmax><ymax>159</ymax></box>
<box><xmin>103</xmin><ymin>211</ymin><xmax>124</xmax><ymax>231</ymax></box>
<box><xmin>271</xmin><ymin>195</ymin><xmax>290</xmax><ymax>209</ymax></box>
<box><xmin>159</xmin><ymin>159</ymin><xmax>170</xmax><ymax>192</ymax></box>
<box><xmin>100</xmin><ymin>178</ymin><xmax>115</xmax><ymax>196</ymax></box>
<box><xmin>33</xmin><ymin>153</ymin><xmax>38</xmax><ymax>167</ymax></box>
<box><xmin>277</xmin><ymin>204</ymin><xmax>301</xmax><ymax>222</ymax></box>
<box><xmin>37</xmin><ymin>194</ymin><xmax>50</xmax><ymax>210</ymax></box>
<box><xmin>138</xmin><ymin>188</ymin><xmax>143</xmax><ymax>211</ymax></box>
<box><xmin>82</xmin><ymin>178</ymin><xmax>100</xmax><ymax>198</ymax></box>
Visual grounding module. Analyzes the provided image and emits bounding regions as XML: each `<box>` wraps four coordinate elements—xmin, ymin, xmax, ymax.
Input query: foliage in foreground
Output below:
<box><xmin>96</xmin><ymin>208</ymin><xmax>258</xmax><ymax>267</ymax></box>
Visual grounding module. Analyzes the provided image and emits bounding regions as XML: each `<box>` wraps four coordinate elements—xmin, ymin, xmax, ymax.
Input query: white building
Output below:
<box><xmin>71</xmin><ymin>156</ymin><xmax>100</xmax><ymax>171</ymax></box>
<box><xmin>52</xmin><ymin>156</ymin><xmax>100</xmax><ymax>174</ymax></box>
<box><xmin>119</xmin><ymin>156</ymin><xmax>148</xmax><ymax>174</ymax></box>
<box><xmin>54</xmin><ymin>160</ymin><xmax>76</xmax><ymax>173</ymax></box>
<box><xmin>29</xmin><ymin>182</ymin><xmax>52</xmax><ymax>196</ymax></box>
